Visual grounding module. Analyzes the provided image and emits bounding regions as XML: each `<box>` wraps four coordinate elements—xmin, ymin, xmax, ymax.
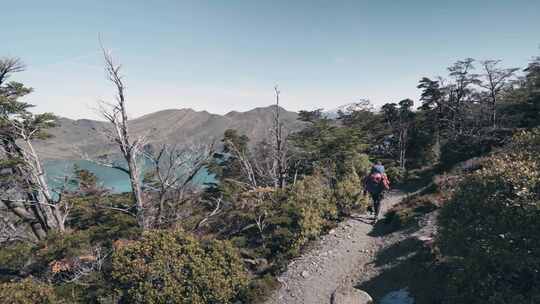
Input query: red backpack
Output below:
<box><xmin>365</xmin><ymin>173</ymin><xmax>390</xmax><ymax>193</ymax></box>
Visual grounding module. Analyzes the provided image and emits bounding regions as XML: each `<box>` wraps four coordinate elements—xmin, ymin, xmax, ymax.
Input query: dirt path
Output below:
<box><xmin>264</xmin><ymin>190</ymin><xmax>407</xmax><ymax>304</ymax></box>
<box><xmin>354</xmin><ymin>209</ymin><xmax>440</xmax><ymax>304</ymax></box>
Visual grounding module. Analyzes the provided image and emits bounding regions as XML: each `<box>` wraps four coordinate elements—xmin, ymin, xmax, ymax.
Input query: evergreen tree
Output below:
<box><xmin>0</xmin><ymin>58</ymin><xmax>65</xmax><ymax>240</ymax></box>
<box><xmin>523</xmin><ymin>56</ymin><xmax>540</xmax><ymax>127</ymax></box>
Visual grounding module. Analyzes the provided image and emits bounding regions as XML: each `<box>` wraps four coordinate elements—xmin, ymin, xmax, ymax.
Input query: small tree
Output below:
<box><xmin>381</xmin><ymin>99</ymin><xmax>415</xmax><ymax>169</ymax></box>
<box><xmin>447</xmin><ymin>58</ymin><xmax>480</xmax><ymax>135</ymax></box>
<box><xmin>0</xmin><ymin>57</ymin><xmax>67</xmax><ymax>241</ymax></box>
<box><xmin>417</xmin><ymin>77</ymin><xmax>445</xmax><ymax>160</ymax></box>
<box><xmin>523</xmin><ymin>56</ymin><xmax>540</xmax><ymax>127</ymax></box>
<box><xmin>479</xmin><ymin>60</ymin><xmax>518</xmax><ymax>128</ymax></box>
<box><xmin>143</xmin><ymin>143</ymin><xmax>214</xmax><ymax>226</ymax></box>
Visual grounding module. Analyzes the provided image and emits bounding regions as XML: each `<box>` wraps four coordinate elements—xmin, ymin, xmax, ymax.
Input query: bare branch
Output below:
<box><xmin>193</xmin><ymin>196</ymin><xmax>222</xmax><ymax>231</ymax></box>
<box><xmin>94</xmin><ymin>43</ymin><xmax>147</xmax><ymax>228</ymax></box>
<box><xmin>0</xmin><ymin>57</ymin><xmax>25</xmax><ymax>85</ymax></box>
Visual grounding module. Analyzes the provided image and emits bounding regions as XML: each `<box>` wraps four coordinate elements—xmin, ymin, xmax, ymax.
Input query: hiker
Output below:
<box><xmin>371</xmin><ymin>161</ymin><xmax>385</xmax><ymax>174</ymax></box>
<box><xmin>363</xmin><ymin>162</ymin><xmax>390</xmax><ymax>221</ymax></box>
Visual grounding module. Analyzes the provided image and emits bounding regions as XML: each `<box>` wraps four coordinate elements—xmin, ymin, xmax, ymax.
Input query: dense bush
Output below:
<box><xmin>437</xmin><ymin>129</ymin><xmax>540</xmax><ymax>303</ymax></box>
<box><xmin>265</xmin><ymin>172</ymin><xmax>337</xmax><ymax>260</ymax></box>
<box><xmin>334</xmin><ymin>170</ymin><xmax>368</xmax><ymax>215</ymax></box>
<box><xmin>263</xmin><ymin>166</ymin><xmax>370</xmax><ymax>265</ymax></box>
<box><xmin>386</xmin><ymin>165</ymin><xmax>405</xmax><ymax>185</ymax></box>
<box><xmin>209</xmin><ymin>165</ymin><xmax>365</xmax><ymax>270</ymax></box>
<box><xmin>439</xmin><ymin>129</ymin><xmax>513</xmax><ymax>170</ymax></box>
<box><xmin>0</xmin><ymin>278</ymin><xmax>60</xmax><ymax>304</ymax></box>
<box><xmin>0</xmin><ymin>230</ymin><xmax>99</xmax><ymax>282</ymax></box>
<box><xmin>67</xmin><ymin>194</ymin><xmax>141</xmax><ymax>242</ymax></box>
<box><xmin>0</xmin><ymin>194</ymin><xmax>143</xmax><ymax>303</ymax></box>
<box><xmin>239</xmin><ymin>274</ymin><xmax>281</xmax><ymax>303</ymax></box>
<box><xmin>347</xmin><ymin>152</ymin><xmax>372</xmax><ymax>178</ymax></box>
<box><xmin>111</xmin><ymin>229</ymin><xmax>248</xmax><ymax>304</ymax></box>
<box><xmin>384</xmin><ymin>195</ymin><xmax>438</xmax><ymax>231</ymax></box>
<box><xmin>0</xmin><ymin>241</ymin><xmax>33</xmax><ymax>278</ymax></box>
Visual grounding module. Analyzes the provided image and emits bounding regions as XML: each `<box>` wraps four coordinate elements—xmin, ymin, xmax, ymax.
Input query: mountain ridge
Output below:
<box><xmin>35</xmin><ymin>105</ymin><xmax>302</xmax><ymax>160</ymax></box>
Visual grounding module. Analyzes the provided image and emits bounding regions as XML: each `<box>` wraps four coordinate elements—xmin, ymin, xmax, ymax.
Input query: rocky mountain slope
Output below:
<box><xmin>34</xmin><ymin>106</ymin><xmax>301</xmax><ymax>160</ymax></box>
<box><xmin>323</xmin><ymin>99</ymin><xmax>372</xmax><ymax>118</ymax></box>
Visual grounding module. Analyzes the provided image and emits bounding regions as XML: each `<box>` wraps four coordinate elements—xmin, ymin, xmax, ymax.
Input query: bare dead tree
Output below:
<box><xmin>0</xmin><ymin>57</ymin><xmax>68</xmax><ymax>240</ymax></box>
<box><xmin>271</xmin><ymin>85</ymin><xmax>289</xmax><ymax>189</ymax></box>
<box><xmin>223</xmin><ymin>137</ymin><xmax>259</xmax><ymax>190</ymax></box>
<box><xmin>255</xmin><ymin>210</ymin><xmax>268</xmax><ymax>242</ymax></box>
<box><xmin>95</xmin><ymin>47</ymin><xmax>148</xmax><ymax>229</ymax></box>
<box><xmin>4</xmin><ymin>118</ymin><xmax>69</xmax><ymax>229</ymax></box>
<box><xmin>479</xmin><ymin>60</ymin><xmax>518</xmax><ymax>128</ymax></box>
<box><xmin>218</xmin><ymin>134</ymin><xmax>278</xmax><ymax>242</ymax></box>
<box><xmin>214</xmin><ymin>86</ymin><xmax>293</xmax><ymax>242</ymax></box>
<box><xmin>193</xmin><ymin>196</ymin><xmax>222</xmax><ymax>231</ymax></box>
<box><xmin>219</xmin><ymin>87</ymin><xmax>292</xmax><ymax>191</ymax></box>
<box><xmin>65</xmin><ymin>246</ymin><xmax>108</xmax><ymax>284</ymax></box>
<box><xmin>50</xmin><ymin>246</ymin><xmax>109</xmax><ymax>284</ymax></box>
<box><xmin>143</xmin><ymin>143</ymin><xmax>214</xmax><ymax>226</ymax></box>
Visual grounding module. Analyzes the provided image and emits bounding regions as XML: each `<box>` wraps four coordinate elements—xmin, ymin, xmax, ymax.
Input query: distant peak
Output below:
<box><xmin>323</xmin><ymin>99</ymin><xmax>372</xmax><ymax>118</ymax></box>
<box><xmin>135</xmin><ymin>108</ymin><xmax>206</xmax><ymax>120</ymax></box>
<box><xmin>225</xmin><ymin>105</ymin><xmax>288</xmax><ymax>116</ymax></box>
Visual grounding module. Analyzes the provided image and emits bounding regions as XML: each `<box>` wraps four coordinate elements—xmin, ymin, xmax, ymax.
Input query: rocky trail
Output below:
<box><xmin>264</xmin><ymin>190</ymin><xmax>408</xmax><ymax>304</ymax></box>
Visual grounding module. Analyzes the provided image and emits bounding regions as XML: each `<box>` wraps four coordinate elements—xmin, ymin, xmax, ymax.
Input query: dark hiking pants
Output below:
<box><xmin>370</xmin><ymin>191</ymin><xmax>383</xmax><ymax>218</ymax></box>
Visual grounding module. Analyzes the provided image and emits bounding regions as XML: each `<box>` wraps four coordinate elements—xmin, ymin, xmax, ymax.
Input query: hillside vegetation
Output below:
<box><xmin>1</xmin><ymin>49</ymin><xmax>539</xmax><ymax>303</ymax></box>
<box><xmin>437</xmin><ymin>129</ymin><xmax>540</xmax><ymax>303</ymax></box>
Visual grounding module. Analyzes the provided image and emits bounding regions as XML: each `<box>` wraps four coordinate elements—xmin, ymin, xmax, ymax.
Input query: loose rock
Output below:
<box><xmin>331</xmin><ymin>286</ymin><xmax>373</xmax><ymax>304</ymax></box>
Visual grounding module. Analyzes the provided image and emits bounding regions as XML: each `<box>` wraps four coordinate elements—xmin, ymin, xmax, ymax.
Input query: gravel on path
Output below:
<box><xmin>264</xmin><ymin>190</ymin><xmax>406</xmax><ymax>304</ymax></box>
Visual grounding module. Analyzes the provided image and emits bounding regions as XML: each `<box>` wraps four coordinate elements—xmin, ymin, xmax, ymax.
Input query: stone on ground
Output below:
<box><xmin>331</xmin><ymin>286</ymin><xmax>373</xmax><ymax>304</ymax></box>
<box><xmin>380</xmin><ymin>288</ymin><xmax>414</xmax><ymax>304</ymax></box>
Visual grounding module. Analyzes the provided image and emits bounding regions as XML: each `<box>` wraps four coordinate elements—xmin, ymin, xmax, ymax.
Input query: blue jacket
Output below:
<box><xmin>371</xmin><ymin>164</ymin><xmax>385</xmax><ymax>174</ymax></box>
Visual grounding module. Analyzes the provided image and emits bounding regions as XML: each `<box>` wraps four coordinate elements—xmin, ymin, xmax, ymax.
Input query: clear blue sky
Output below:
<box><xmin>3</xmin><ymin>0</ymin><xmax>540</xmax><ymax>119</ymax></box>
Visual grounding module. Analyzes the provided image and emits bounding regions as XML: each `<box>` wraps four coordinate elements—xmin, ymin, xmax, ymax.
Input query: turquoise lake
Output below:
<box><xmin>44</xmin><ymin>160</ymin><xmax>215</xmax><ymax>193</ymax></box>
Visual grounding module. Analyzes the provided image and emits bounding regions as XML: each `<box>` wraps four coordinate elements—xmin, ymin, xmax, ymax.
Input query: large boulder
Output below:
<box><xmin>331</xmin><ymin>286</ymin><xmax>373</xmax><ymax>304</ymax></box>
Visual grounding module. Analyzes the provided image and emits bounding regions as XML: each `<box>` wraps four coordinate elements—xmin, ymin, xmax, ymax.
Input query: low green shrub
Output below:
<box><xmin>383</xmin><ymin>195</ymin><xmax>438</xmax><ymax>231</ymax></box>
<box><xmin>437</xmin><ymin>129</ymin><xmax>540</xmax><ymax>303</ymax></box>
<box><xmin>0</xmin><ymin>241</ymin><xmax>33</xmax><ymax>277</ymax></box>
<box><xmin>266</xmin><ymin>173</ymin><xmax>337</xmax><ymax>259</ymax></box>
<box><xmin>347</xmin><ymin>152</ymin><xmax>372</xmax><ymax>178</ymax></box>
<box><xmin>334</xmin><ymin>170</ymin><xmax>368</xmax><ymax>215</ymax></box>
<box><xmin>111</xmin><ymin>229</ymin><xmax>248</xmax><ymax>304</ymax></box>
<box><xmin>386</xmin><ymin>165</ymin><xmax>405</xmax><ymax>185</ymax></box>
<box><xmin>440</xmin><ymin>129</ymin><xmax>513</xmax><ymax>170</ymax></box>
<box><xmin>239</xmin><ymin>274</ymin><xmax>281</xmax><ymax>303</ymax></box>
<box><xmin>0</xmin><ymin>278</ymin><xmax>60</xmax><ymax>304</ymax></box>
<box><xmin>67</xmin><ymin>194</ymin><xmax>141</xmax><ymax>242</ymax></box>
